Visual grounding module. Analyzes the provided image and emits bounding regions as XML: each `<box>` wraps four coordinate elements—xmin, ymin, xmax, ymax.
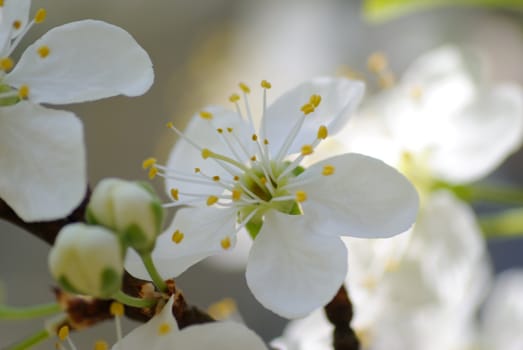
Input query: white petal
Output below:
<box><xmin>112</xmin><ymin>295</ymin><xmax>180</xmax><ymax>350</ymax></box>
<box><xmin>297</xmin><ymin>153</ymin><xmax>419</xmax><ymax>238</ymax></box>
<box><xmin>429</xmin><ymin>83</ymin><xmax>523</xmax><ymax>183</ymax></box>
<box><xmin>482</xmin><ymin>269</ymin><xmax>523</xmax><ymax>350</ymax></box>
<box><xmin>0</xmin><ymin>102</ymin><xmax>86</xmax><ymax>221</ymax></box>
<box><xmin>6</xmin><ymin>20</ymin><xmax>153</xmax><ymax>104</ymax></box>
<box><xmin>246</xmin><ymin>210</ymin><xmax>347</xmax><ymax>318</ymax></box>
<box><xmin>165</xmin><ymin>106</ymin><xmax>254</xmax><ymax>200</ymax></box>
<box><xmin>263</xmin><ymin>77</ymin><xmax>364</xmax><ymax>157</ymax></box>
<box><xmin>125</xmin><ymin>206</ymin><xmax>238</xmax><ymax>280</ymax></box>
<box><xmin>271</xmin><ymin>310</ymin><xmax>332</xmax><ymax>350</ymax></box>
<box><xmin>176</xmin><ymin>322</ymin><xmax>268</xmax><ymax>350</ymax></box>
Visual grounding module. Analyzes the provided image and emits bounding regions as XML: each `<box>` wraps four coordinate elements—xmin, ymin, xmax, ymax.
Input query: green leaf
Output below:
<box><xmin>363</xmin><ymin>0</ymin><xmax>523</xmax><ymax>22</ymax></box>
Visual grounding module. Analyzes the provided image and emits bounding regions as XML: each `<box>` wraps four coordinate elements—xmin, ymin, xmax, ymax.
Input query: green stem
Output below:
<box><xmin>141</xmin><ymin>253</ymin><xmax>168</xmax><ymax>292</ymax></box>
<box><xmin>479</xmin><ymin>208</ymin><xmax>523</xmax><ymax>238</ymax></box>
<box><xmin>447</xmin><ymin>183</ymin><xmax>523</xmax><ymax>206</ymax></box>
<box><xmin>7</xmin><ymin>329</ymin><xmax>50</xmax><ymax>350</ymax></box>
<box><xmin>113</xmin><ymin>290</ymin><xmax>157</xmax><ymax>308</ymax></box>
<box><xmin>0</xmin><ymin>302</ymin><xmax>61</xmax><ymax>320</ymax></box>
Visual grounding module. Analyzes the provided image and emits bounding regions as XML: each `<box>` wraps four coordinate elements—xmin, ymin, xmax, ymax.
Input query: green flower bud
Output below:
<box><xmin>87</xmin><ymin>178</ymin><xmax>164</xmax><ymax>254</ymax></box>
<box><xmin>48</xmin><ymin>224</ymin><xmax>124</xmax><ymax>298</ymax></box>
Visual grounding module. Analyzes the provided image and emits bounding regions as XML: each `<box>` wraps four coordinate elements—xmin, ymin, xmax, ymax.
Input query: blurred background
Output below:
<box><xmin>1</xmin><ymin>0</ymin><xmax>522</xmax><ymax>347</ymax></box>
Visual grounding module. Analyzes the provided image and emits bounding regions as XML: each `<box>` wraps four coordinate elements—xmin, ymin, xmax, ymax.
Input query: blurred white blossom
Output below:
<box><xmin>0</xmin><ymin>0</ymin><xmax>154</xmax><ymax>221</ymax></box>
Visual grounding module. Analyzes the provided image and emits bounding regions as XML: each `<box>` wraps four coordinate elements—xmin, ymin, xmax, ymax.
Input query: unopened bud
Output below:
<box><xmin>86</xmin><ymin>178</ymin><xmax>164</xmax><ymax>254</ymax></box>
<box><xmin>48</xmin><ymin>224</ymin><xmax>124</xmax><ymax>298</ymax></box>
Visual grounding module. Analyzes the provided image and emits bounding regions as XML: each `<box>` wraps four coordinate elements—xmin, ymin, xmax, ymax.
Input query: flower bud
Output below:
<box><xmin>86</xmin><ymin>178</ymin><xmax>164</xmax><ymax>254</ymax></box>
<box><xmin>48</xmin><ymin>224</ymin><xmax>124</xmax><ymax>298</ymax></box>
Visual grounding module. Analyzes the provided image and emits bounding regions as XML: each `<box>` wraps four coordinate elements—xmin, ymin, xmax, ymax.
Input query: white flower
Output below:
<box><xmin>112</xmin><ymin>295</ymin><xmax>268</xmax><ymax>350</ymax></box>
<box><xmin>87</xmin><ymin>178</ymin><xmax>164</xmax><ymax>254</ymax></box>
<box><xmin>479</xmin><ymin>269</ymin><xmax>523</xmax><ymax>350</ymax></box>
<box><xmin>335</xmin><ymin>45</ymin><xmax>523</xmax><ymax>187</ymax></box>
<box><xmin>0</xmin><ymin>0</ymin><xmax>154</xmax><ymax>221</ymax></box>
<box><xmin>48</xmin><ymin>223</ymin><xmax>125</xmax><ymax>298</ymax></box>
<box><xmin>128</xmin><ymin>77</ymin><xmax>419</xmax><ymax>318</ymax></box>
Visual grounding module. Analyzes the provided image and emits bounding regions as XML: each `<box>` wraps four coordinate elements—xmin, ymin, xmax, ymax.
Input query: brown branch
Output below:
<box><xmin>324</xmin><ymin>285</ymin><xmax>360</xmax><ymax>350</ymax></box>
<box><xmin>0</xmin><ymin>192</ymin><xmax>214</xmax><ymax>330</ymax></box>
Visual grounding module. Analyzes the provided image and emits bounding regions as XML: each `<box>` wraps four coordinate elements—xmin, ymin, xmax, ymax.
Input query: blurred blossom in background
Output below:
<box><xmin>1</xmin><ymin>0</ymin><xmax>522</xmax><ymax>348</ymax></box>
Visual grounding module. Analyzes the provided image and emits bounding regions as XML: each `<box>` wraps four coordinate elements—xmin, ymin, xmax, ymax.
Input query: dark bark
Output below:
<box><xmin>324</xmin><ymin>286</ymin><xmax>360</xmax><ymax>350</ymax></box>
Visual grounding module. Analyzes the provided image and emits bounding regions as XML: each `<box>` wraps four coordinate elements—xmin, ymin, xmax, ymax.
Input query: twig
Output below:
<box><xmin>324</xmin><ymin>285</ymin><xmax>360</xmax><ymax>350</ymax></box>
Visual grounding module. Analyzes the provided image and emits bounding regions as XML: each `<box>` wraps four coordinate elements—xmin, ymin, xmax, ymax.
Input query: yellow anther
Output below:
<box><xmin>263</xmin><ymin>139</ymin><xmax>269</xmax><ymax>145</ymax></box>
<box><xmin>250</xmin><ymin>155</ymin><xmax>257</xmax><ymax>162</ymax></box>
<box><xmin>12</xmin><ymin>20</ymin><xmax>21</xmax><ymax>30</ymax></box>
<box><xmin>207</xmin><ymin>195</ymin><xmax>219</xmax><ymax>206</ymax></box>
<box><xmin>201</xmin><ymin>148</ymin><xmax>212</xmax><ymax>159</ymax></box>
<box><xmin>94</xmin><ymin>340</ymin><xmax>109</xmax><ymax>350</ymax></box>
<box><xmin>166</xmin><ymin>121</ymin><xmax>174</xmax><ymax>129</ymax></box>
<box><xmin>385</xmin><ymin>259</ymin><xmax>400</xmax><ymax>272</ymax></box>
<box><xmin>110</xmin><ymin>302</ymin><xmax>124</xmax><ymax>317</ymax></box>
<box><xmin>158</xmin><ymin>322</ymin><xmax>171</xmax><ymax>335</ymax></box>
<box><xmin>148</xmin><ymin>166</ymin><xmax>158</xmax><ymax>179</ymax></box>
<box><xmin>58</xmin><ymin>325</ymin><xmax>69</xmax><ymax>341</ymax></box>
<box><xmin>231</xmin><ymin>189</ymin><xmax>242</xmax><ymax>201</ymax></box>
<box><xmin>37</xmin><ymin>45</ymin><xmax>50</xmax><ymax>58</ymax></box>
<box><xmin>194</xmin><ymin>167</ymin><xmax>201</xmax><ymax>173</ymax></box>
<box><xmin>226</xmin><ymin>127</ymin><xmax>233</xmax><ymax>133</ymax></box>
<box><xmin>239</xmin><ymin>82</ymin><xmax>250</xmax><ymax>93</ymax></box>
<box><xmin>18</xmin><ymin>85</ymin><xmax>29</xmax><ymax>99</ymax></box>
<box><xmin>212</xmin><ymin>175</ymin><xmax>220</xmax><ymax>182</ymax></box>
<box><xmin>170</xmin><ymin>188</ymin><xmax>179</xmax><ymax>200</ymax></box>
<box><xmin>207</xmin><ymin>298</ymin><xmax>238</xmax><ymax>320</ymax></box>
<box><xmin>367</xmin><ymin>52</ymin><xmax>388</xmax><ymax>73</ymax></box>
<box><xmin>317</xmin><ymin>125</ymin><xmax>328</xmax><ymax>140</ymax></box>
<box><xmin>217</xmin><ymin>128</ymin><xmax>223</xmax><ymax>133</ymax></box>
<box><xmin>171</xmin><ymin>230</ymin><xmax>184</xmax><ymax>244</ymax></box>
<box><xmin>300</xmin><ymin>103</ymin><xmax>315</xmax><ymax>115</ymax></box>
<box><xmin>0</xmin><ymin>1</ymin><xmax>4</xmax><ymax>7</ymax></box>
<box><xmin>229</xmin><ymin>93</ymin><xmax>240</xmax><ymax>103</ymax></box>
<box><xmin>322</xmin><ymin>165</ymin><xmax>335</xmax><ymax>176</ymax></box>
<box><xmin>252</xmin><ymin>134</ymin><xmax>258</xmax><ymax>141</ymax></box>
<box><xmin>142</xmin><ymin>157</ymin><xmax>157</xmax><ymax>169</ymax></box>
<box><xmin>233</xmin><ymin>175</ymin><xmax>240</xmax><ymax>181</ymax></box>
<box><xmin>260</xmin><ymin>80</ymin><xmax>272</xmax><ymax>89</ymax></box>
<box><xmin>199</xmin><ymin>111</ymin><xmax>213</xmax><ymax>120</ymax></box>
<box><xmin>221</xmin><ymin>237</ymin><xmax>232</xmax><ymax>250</ymax></box>
<box><xmin>378</xmin><ymin>71</ymin><xmax>395</xmax><ymax>89</ymax></box>
<box><xmin>301</xmin><ymin>145</ymin><xmax>314</xmax><ymax>156</ymax></box>
<box><xmin>0</xmin><ymin>57</ymin><xmax>13</xmax><ymax>71</ymax></box>
<box><xmin>410</xmin><ymin>85</ymin><xmax>423</xmax><ymax>100</ymax></box>
<box><xmin>309</xmin><ymin>94</ymin><xmax>322</xmax><ymax>107</ymax></box>
<box><xmin>34</xmin><ymin>8</ymin><xmax>47</xmax><ymax>23</ymax></box>
<box><xmin>260</xmin><ymin>177</ymin><xmax>267</xmax><ymax>185</ymax></box>
<box><xmin>295</xmin><ymin>191</ymin><xmax>307</xmax><ymax>203</ymax></box>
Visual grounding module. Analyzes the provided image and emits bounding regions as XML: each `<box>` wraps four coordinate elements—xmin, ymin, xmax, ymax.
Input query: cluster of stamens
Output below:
<box><xmin>143</xmin><ymin>80</ymin><xmax>336</xmax><ymax>248</ymax></box>
<box><xmin>0</xmin><ymin>4</ymin><xmax>49</xmax><ymax>102</ymax></box>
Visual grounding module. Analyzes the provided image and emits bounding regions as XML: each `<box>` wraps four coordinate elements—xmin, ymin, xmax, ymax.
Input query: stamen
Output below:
<box><xmin>18</xmin><ymin>85</ymin><xmax>29</xmax><ymax>99</ymax></box>
<box><xmin>367</xmin><ymin>52</ymin><xmax>388</xmax><ymax>73</ymax></box>
<box><xmin>220</xmin><ymin>237</ymin><xmax>232</xmax><ymax>250</ymax></box>
<box><xmin>252</xmin><ymin>134</ymin><xmax>258</xmax><ymax>141</ymax></box>
<box><xmin>309</xmin><ymin>94</ymin><xmax>322</xmax><ymax>107</ymax></box>
<box><xmin>148</xmin><ymin>166</ymin><xmax>158</xmax><ymax>179</ymax></box>
<box><xmin>110</xmin><ymin>302</ymin><xmax>124</xmax><ymax>347</ymax></box>
<box><xmin>250</xmin><ymin>155</ymin><xmax>257</xmax><ymax>162</ymax></box>
<box><xmin>295</xmin><ymin>191</ymin><xmax>307</xmax><ymax>203</ymax></box>
<box><xmin>229</xmin><ymin>93</ymin><xmax>240</xmax><ymax>103</ymax></box>
<box><xmin>206</xmin><ymin>195</ymin><xmax>219</xmax><ymax>206</ymax></box>
<box><xmin>12</xmin><ymin>20</ymin><xmax>21</xmax><ymax>30</ymax></box>
<box><xmin>231</xmin><ymin>189</ymin><xmax>242</xmax><ymax>201</ymax></box>
<box><xmin>0</xmin><ymin>1</ymin><xmax>4</xmax><ymax>7</ymax></box>
<box><xmin>410</xmin><ymin>85</ymin><xmax>423</xmax><ymax>100</ymax></box>
<box><xmin>171</xmin><ymin>230</ymin><xmax>184</xmax><ymax>244</ymax></box>
<box><xmin>37</xmin><ymin>45</ymin><xmax>50</xmax><ymax>58</ymax></box>
<box><xmin>0</xmin><ymin>57</ymin><xmax>13</xmax><ymax>71</ymax></box>
<box><xmin>239</xmin><ymin>82</ymin><xmax>250</xmax><ymax>94</ymax></box>
<box><xmin>142</xmin><ymin>157</ymin><xmax>157</xmax><ymax>169</ymax></box>
<box><xmin>317</xmin><ymin>125</ymin><xmax>328</xmax><ymax>140</ymax></box>
<box><xmin>300</xmin><ymin>145</ymin><xmax>314</xmax><ymax>156</ymax></box>
<box><xmin>199</xmin><ymin>111</ymin><xmax>213</xmax><ymax>120</ymax></box>
<box><xmin>322</xmin><ymin>165</ymin><xmax>335</xmax><ymax>176</ymax></box>
<box><xmin>58</xmin><ymin>326</ymin><xmax>69</xmax><ymax>341</ymax></box>
<box><xmin>94</xmin><ymin>340</ymin><xmax>109</xmax><ymax>350</ymax></box>
<box><xmin>300</xmin><ymin>103</ymin><xmax>315</xmax><ymax>115</ymax></box>
<box><xmin>158</xmin><ymin>322</ymin><xmax>171</xmax><ymax>335</ymax></box>
<box><xmin>34</xmin><ymin>8</ymin><xmax>47</xmax><ymax>24</ymax></box>
<box><xmin>170</xmin><ymin>188</ymin><xmax>179</xmax><ymax>200</ymax></box>
<box><xmin>201</xmin><ymin>148</ymin><xmax>248</xmax><ymax>172</ymax></box>
<box><xmin>260</xmin><ymin>80</ymin><xmax>272</xmax><ymax>89</ymax></box>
